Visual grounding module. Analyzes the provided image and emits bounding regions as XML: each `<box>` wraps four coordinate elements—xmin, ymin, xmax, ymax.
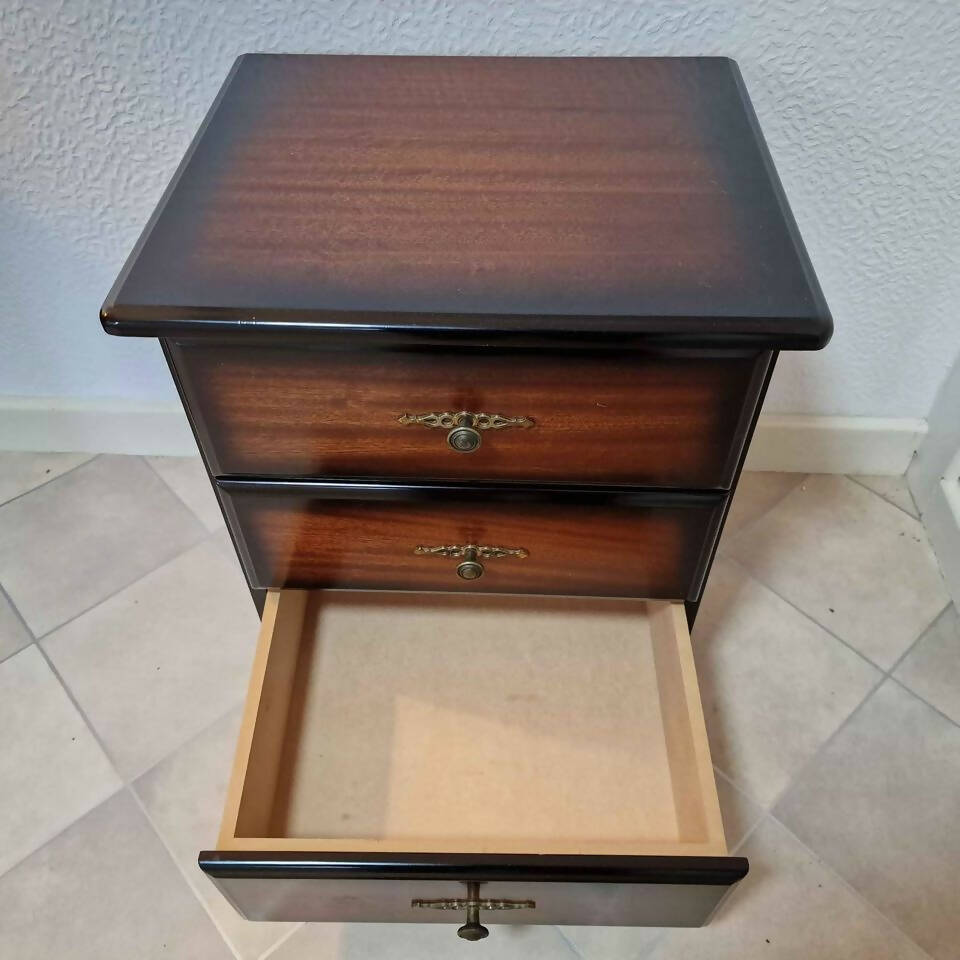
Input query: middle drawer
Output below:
<box><xmin>218</xmin><ymin>481</ymin><xmax>724</xmax><ymax>601</ymax></box>
<box><xmin>170</xmin><ymin>342</ymin><xmax>765</xmax><ymax>487</ymax></box>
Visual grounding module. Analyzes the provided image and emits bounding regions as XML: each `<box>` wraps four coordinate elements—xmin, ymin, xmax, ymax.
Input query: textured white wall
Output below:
<box><xmin>2</xmin><ymin>1</ymin><xmax>958</xmax><ymax>417</ymax></box>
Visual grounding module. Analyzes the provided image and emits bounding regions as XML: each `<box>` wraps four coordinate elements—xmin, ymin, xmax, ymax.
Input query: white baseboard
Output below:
<box><xmin>0</xmin><ymin>397</ymin><xmax>196</xmax><ymax>457</ymax></box>
<box><xmin>0</xmin><ymin>398</ymin><xmax>928</xmax><ymax>476</ymax></box>
<box><xmin>745</xmin><ymin>415</ymin><xmax>927</xmax><ymax>476</ymax></box>
<box><xmin>908</xmin><ymin>356</ymin><xmax>960</xmax><ymax>609</ymax></box>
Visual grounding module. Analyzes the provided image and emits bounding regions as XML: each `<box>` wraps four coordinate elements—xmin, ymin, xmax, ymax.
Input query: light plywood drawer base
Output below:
<box><xmin>200</xmin><ymin>589</ymin><xmax>746</xmax><ymax>928</ymax></box>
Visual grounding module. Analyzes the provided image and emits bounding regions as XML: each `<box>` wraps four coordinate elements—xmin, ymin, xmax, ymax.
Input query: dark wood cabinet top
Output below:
<box><xmin>102</xmin><ymin>55</ymin><xmax>830</xmax><ymax>349</ymax></box>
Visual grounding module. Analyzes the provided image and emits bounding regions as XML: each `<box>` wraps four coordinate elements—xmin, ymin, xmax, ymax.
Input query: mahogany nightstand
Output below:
<box><xmin>102</xmin><ymin>54</ymin><xmax>830</xmax><ymax>939</ymax></box>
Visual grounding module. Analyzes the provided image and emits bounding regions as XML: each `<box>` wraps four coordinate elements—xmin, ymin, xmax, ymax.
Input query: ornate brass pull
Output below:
<box><xmin>413</xmin><ymin>882</ymin><xmax>535</xmax><ymax>941</ymax></box>
<box><xmin>397</xmin><ymin>410</ymin><xmax>534</xmax><ymax>453</ymax></box>
<box><xmin>414</xmin><ymin>543</ymin><xmax>528</xmax><ymax>581</ymax></box>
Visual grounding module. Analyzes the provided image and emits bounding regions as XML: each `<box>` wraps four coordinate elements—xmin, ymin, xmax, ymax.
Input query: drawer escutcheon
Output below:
<box><xmin>398</xmin><ymin>410</ymin><xmax>534</xmax><ymax>453</ymax></box>
<box><xmin>413</xmin><ymin>882</ymin><xmax>535</xmax><ymax>941</ymax></box>
<box><xmin>413</xmin><ymin>543</ymin><xmax>528</xmax><ymax>581</ymax></box>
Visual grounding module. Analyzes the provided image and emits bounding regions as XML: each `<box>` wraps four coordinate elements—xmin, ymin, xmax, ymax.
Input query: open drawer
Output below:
<box><xmin>200</xmin><ymin>590</ymin><xmax>747</xmax><ymax>936</ymax></box>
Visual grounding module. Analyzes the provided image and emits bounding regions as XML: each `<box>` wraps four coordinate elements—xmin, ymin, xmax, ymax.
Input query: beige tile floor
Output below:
<box><xmin>0</xmin><ymin>455</ymin><xmax>955</xmax><ymax>960</ymax></box>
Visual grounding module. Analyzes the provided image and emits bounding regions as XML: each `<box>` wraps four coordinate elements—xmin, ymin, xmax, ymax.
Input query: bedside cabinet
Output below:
<box><xmin>101</xmin><ymin>54</ymin><xmax>830</xmax><ymax>940</ymax></box>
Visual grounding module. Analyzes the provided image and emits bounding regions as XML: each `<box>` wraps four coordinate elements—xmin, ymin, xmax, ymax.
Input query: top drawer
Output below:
<box><xmin>168</xmin><ymin>343</ymin><xmax>767</xmax><ymax>487</ymax></box>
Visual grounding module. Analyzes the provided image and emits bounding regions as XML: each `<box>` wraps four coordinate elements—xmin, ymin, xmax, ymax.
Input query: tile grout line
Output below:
<box><xmin>711</xmin><ymin>764</ymin><xmax>767</xmax><ymax>845</ymax></box>
<box><xmin>2</xmin><ymin>516</ymin><xmax>219</xmax><ymax>661</ymax></box>
<box><xmin>140</xmin><ymin>453</ymin><xmax>217</xmax><ymax>534</ymax></box>
<box><xmin>126</xmin><ymin>784</ymin><xmax>247</xmax><ymax>960</ymax></box>
<box><xmin>256</xmin><ymin>923</ymin><xmax>307</xmax><ymax>960</ymax></box>
<box><xmin>724</xmin><ymin>555</ymin><xmax>954</xmax><ymax>700</ymax></box>
<box><xmin>32</xmin><ymin>640</ymin><xmax>125</xmax><ymax>780</ymax></box>
<box><xmin>0</xmin><ymin>580</ymin><xmax>37</xmax><ymax>666</ymax></box>
<box><xmin>3</xmin><ymin>528</ymin><xmax>249</xmax><ymax>824</ymax></box>
<box><xmin>125</xmin><ymin>695</ymin><xmax>300</xmax><ymax>959</ymax></box>
<box><xmin>718</xmin><ymin>472</ymin><xmax>810</xmax><ymax>552</ymax></box>
<box><xmin>0</xmin><ymin>621</ymin><xmax>124</xmax><ymax>881</ymax></box>
<box><xmin>553</xmin><ymin>925</ymin><xmax>597</xmax><ymax>960</ymax></box>
<box><xmin>132</xmin><ymin>693</ymin><xmax>247</xmax><ymax>786</ymax></box>
<box><xmin>728</xmin><ymin>804</ymin><xmax>768</xmax><ymax>856</ymax></box>
<box><xmin>0</xmin><ymin>454</ymin><xmax>268</xmax><ymax>942</ymax></box>
<box><xmin>0</xmin><ymin>783</ymin><xmax>127</xmax><ymax>881</ymax></box>
<box><xmin>712</xmin><ymin>762</ymin><xmax>764</xmax><ymax>811</ymax></box>
<box><xmin>764</xmin><ymin>669</ymin><xmax>888</xmax><ymax>817</ymax></box>
<box><xmin>0</xmin><ymin>580</ymin><xmax>37</xmax><ymax>643</ymax></box>
<box><xmin>0</xmin><ymin>643</ymin><xmax>34</xmax><ymax>668</ymax></box>
<box><xmin>722</xmin><ymin>554</ymin><xmax>887</xmax><ymax>673</ymax></box>
<box><xmin>721</xmin><ymin>473</ymin><xmax>948</xmax><ymax>676</ymax></box>
<box><xmin>0</xmin><ymin>683</ymin><xmax>260</xmax><ymax>944</ymax></box>
<box><xmin>883</xmin><ymin>603</ymin><xmax>951</xmax><ymax>678</ymax></box>
<box><xmin>764</xmin><ymin>813</ymin><xmax>940</xmax><ymax>960</ymax></box>
<box><xmin>722</xmin><ymin>561</ymin><xmax>959</xmax><ymax>734</ymax></box>
<box><xmin>847</xmin><ymin>474</ymin><xmax>920</xmax><ymax>521</ymax></box>
<box><xmin>760</xmin><ymin>602</ymin><xmax>960</xmax><ymax>828</ymax></box>
<box><xmin>888</xmin><ymin>673</ymin><xmax>960</xmax><ymax>731</ymax></box>
<box><xmin>0</xmin><ymin>452</ymin><xmax>100</xmax><ymax>511</ymax></box>
<box><xmin>32</xmin><ymin>525</ymin><xmax>212</xmax><ymax>644</ymax></box>
<box><xmin>707</xmin><ymin>634</ymin><xmax>893</xmax><ymax>836</ymax></box>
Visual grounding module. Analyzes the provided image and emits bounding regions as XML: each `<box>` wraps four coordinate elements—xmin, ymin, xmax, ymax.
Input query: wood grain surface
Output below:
<box><xmin>219</xmin><ymin>483</ymin><xmax>722</xmax><ymax>598</ymax></box>
<box><xmin>172</xmin><ymin>342</ymin><xmax>764</xmax><ymax>487</ymax></box>
<box><xmin>103</xmin><ymin>55</ymin><xmax>830</xmax><ymax>349</ymax></box>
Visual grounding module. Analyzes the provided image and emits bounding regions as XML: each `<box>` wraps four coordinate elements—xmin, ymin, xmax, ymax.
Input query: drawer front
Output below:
<box><xmin>202</xmin><ymin>590</ymin><xmax>747</xmax><ymax>930</ymax></box>
<box><xmin>170</xmin><ymin>342</ymin><xmax>768</xmax><ymax>487</ymax></box>
<box><xmin>200</xmin><ymin>864</ymin><xmax>743</xmax><ymax>926</ymax></box>
<box><xmin>219</xmin><ymin>482</ymin><xmax>723</xmax><ymax>599</ymax></box>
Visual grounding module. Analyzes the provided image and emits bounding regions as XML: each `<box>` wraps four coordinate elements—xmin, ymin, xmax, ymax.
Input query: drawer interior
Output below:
<box><xmin>218</xmin><ymin>590</ymin><xmax>727</xmax><ymax>858</ymax></box>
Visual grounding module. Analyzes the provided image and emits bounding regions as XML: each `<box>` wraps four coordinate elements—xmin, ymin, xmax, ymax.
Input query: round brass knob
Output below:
<box><xmin>446</xmin><ymin>423</ymin><xmax>481</xmax><ymax>453</ymax></box>
<box><xmin>457</xmin><ymin>918</ymin><xmax>490</xmax><ymax>941</ymax></box>
<box><xmin>456</xmin><ymin>547</ymin><xmax>484</xmax><ymax>580</ymax></box>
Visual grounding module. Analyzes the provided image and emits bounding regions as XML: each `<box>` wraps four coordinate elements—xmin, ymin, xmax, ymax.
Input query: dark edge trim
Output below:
<box><xmin>719</xmin><ymin>350</ymin><xmax>775</xmax><ymax>486</ymax></box>
<box><xmin>163</xmin><ymin>342</ymin><xmax>224</xmax><ymax>475</ymax></box>
<box><xmin>214</xmin><ymin>477</ymin><xmax>726</xmax><ymax>509</ymax></box>
<box><xmin>687</xmin><ymin>497</ymin><xmax>728</xmax><ymax>609</ymax></box>
<box><xmin>726</xmin><ymin>59</ymin><xmax>833</xmax><ymax>349</ymax></box>
<box><xmin>101</xmin><ymin>308</ymin><xmax>830</xmax><ymax>351</ymax></box>
<box><xmin>167</xmin><ymin>335</ymin><xmax>760</xmax><ymax>361</ymax></box>
<box><xmin>686</xmin><ymin>349</ymin><xmax>774</xmax><ymax>616</ymax></box>
<box><xmin>215</xmin><ymin>476</ymin><xmax>263</xmax><ymax>603</ymax></box>
<box><xmin>198</xmin><ymin>851</ymin><xmax>749</xmax><ymax>887</ymax></box>
<box><xmin>160</xmin><ymin>338</ymin><xmax>261</xmax><ymax>614</ymax></box>
<box><xmin>251</xmin><ymin>588</ymin><xmax>267</xmax><ymax>617</ymax></box>
<box><xmin>99</xmin><ymin>55</ymin><xmax>248</xmax><ymax>326</ymax></box>
<box><xmin>685</xmin><ymin>350</ymin><xmax>779</xmax><ymax>626</ymax></box>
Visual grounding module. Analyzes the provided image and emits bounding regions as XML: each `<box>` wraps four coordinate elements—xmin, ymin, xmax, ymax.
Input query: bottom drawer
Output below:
<box><xmin>200</xmin><ymin>589</ymin><xmax>746</xmax><ymax>934</ymax></box>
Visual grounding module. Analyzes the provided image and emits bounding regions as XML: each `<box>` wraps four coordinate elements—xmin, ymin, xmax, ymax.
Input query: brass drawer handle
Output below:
<box><xmin>398</xmin><ymin>410</ymin><xmax>534</xmax><ymax>453</ymax></box>
<box><xmin>414</xmin><ymin>543</ymin><xmax>528</xmax><ymax>581</ymax></box>
<box><xmin>413</xmin><ymin>882</ymin><xmax>535</xmax><ymax>941</ymax></box>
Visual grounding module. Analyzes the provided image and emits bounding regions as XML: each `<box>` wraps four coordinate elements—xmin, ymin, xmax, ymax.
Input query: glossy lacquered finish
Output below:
<box><xmin>169</xmin><ymin>341</ymin><xmax>767</xmax><ymax>487</ymax></box>
<box><xmin>94</xmin><ymin>53</ymin><xmax>840</xmax><ymax>934</ymax></box>
<box><xmin>199</xmin><ymin>852</ymin><xmax>747</xmax><ymax>925</ymax></box>
<box><xmin>218</xmin><ymin>480</ymin><xmax>724</xmax><ymax>600</ymax></box>
<box><xmin>102</xmin><ymin>55</ymin><xmax>831</xmax><ymax>351</ymax></box>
